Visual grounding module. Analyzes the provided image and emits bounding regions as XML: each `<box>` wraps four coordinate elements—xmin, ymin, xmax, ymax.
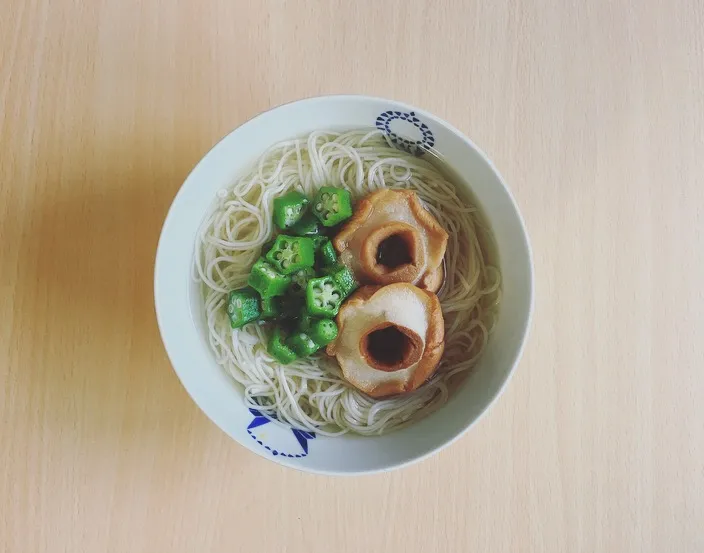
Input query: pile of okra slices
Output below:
<box><xmin>226</xmin><ymin>187</ymin><xmax>358</xmax><ymax>364</ymax></box>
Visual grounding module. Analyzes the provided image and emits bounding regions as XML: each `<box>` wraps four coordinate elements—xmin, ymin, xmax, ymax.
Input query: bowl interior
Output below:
<box><xmin>155</xmin><ymin>96</ymin><xmax>533</xmax><ymax>474</ymax></box>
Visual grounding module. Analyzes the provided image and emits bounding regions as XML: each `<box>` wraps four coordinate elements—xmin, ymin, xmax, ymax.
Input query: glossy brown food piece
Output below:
<box><xmin>328</xmin><ymin>284</ymin><xmax>445</xmax><ymax>398</ymax></box>
<box><xmin>333</xmin><ymin>190</ymin><xmax>448</xmax><ymax>292</ymax></box>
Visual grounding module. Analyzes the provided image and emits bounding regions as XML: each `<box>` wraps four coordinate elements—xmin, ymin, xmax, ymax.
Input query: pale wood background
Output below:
<box><xmin>1</xmin><ymin>0</ymin><xmax>703</xmax><ymax>551</ymax></box>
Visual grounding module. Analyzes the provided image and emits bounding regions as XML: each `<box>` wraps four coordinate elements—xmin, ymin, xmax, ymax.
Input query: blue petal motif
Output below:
<box><xmin>246</xmin><ymin>408</ymin><xmax>316</xmax><ymax>458</ymax></box>
<box><xmin>292</xmin><ymin>428</ymin><xmax>313</xmax><ymax>453</ymax></box>
<box><xmin>375</xmin><ymin>109</ymin><xmax>435</xmax><ymax>157</ymax></box>
<box><xmin>247</xmin><ymin>416</ymin><xmax>270</xmax><ymax>430</ymax></box>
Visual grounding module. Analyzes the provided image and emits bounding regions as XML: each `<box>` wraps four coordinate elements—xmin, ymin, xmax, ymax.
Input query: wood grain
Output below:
<box><xmin>1</xmin><ymin>0</ymin><xmax>703</xmax><ymax>551</ymax></box>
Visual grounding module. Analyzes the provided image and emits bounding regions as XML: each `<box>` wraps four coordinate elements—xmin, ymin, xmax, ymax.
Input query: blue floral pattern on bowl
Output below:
<box><xmin>376</xmin><ymin>110</ymin><xmax>435</xmax><ymax>156</ymax></box>
<box><xmin>246</xmin><ymin>408</ymin><xmax>316</xmax><ymax>458</ymax></box>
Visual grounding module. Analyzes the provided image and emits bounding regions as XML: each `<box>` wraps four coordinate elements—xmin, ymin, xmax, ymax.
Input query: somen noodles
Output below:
<box><xmin>194</xmin><ymin>129</ymin><xmax>500</xmax><ymax>435</ymax></box>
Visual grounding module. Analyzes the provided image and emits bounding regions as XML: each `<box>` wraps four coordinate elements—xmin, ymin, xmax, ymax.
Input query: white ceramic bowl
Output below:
<box><xmin>154</xmin><ymin>95</ymin><xmax>533</xmax><ymax>475</ymax></box>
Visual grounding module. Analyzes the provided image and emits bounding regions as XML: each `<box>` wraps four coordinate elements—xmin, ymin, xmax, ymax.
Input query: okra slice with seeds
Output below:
<box><xmin>322</xmin><ymin>263</ymin><xmax>357</xmax><ymax>298</ymax></box>
<box><xmin>247</xmin><ymin>258</ymin><xmax>291</xmax><ymax>298</ymax></box>
<box><xmin>305</xmin><ymin>276</ymin><xmax>344</xmax><ymax>317</ymax></box>
<box><xmin>267</xmin><ymin>326</ymin><xmax>298</xmax><ymax>364</ymax></box>
<box><xmin>265</xmin><ymin>235</ymin><xmax>315</xmax><ymax>274</ymax></box>
<box><xmin>308</xmin><ymin>318</ymin><xmax>338</xmax><ymax>347</ymax></box>
<box><xmin>273</xmin><ymin>191</ymin><xmax>310</xmax><ymax>229</ymax></box>
<box><xmin>311</xmin><ymin>186</ymin><xmax>353</xmax><ymax>227</ymax></box>
<box><xmin>289</xmin><ymin>211</ymin><xmax>323</xmax><ymax>237</ymax></box>
<box><xmin>226</xmin><ymin>287</ymin><xmax>261</xmax><ymax>329</ymax></box>
<box><xmin>287</xmin><ymin>331</ymin><xmax>320</xmax><ymax>357</ymax></box>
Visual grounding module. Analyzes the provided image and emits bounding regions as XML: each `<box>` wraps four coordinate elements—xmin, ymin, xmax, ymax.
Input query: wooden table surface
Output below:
<box><xmin>2</xmin><ymin>1</ymin><xmax>703</xmax><ymax>551</ymax></box>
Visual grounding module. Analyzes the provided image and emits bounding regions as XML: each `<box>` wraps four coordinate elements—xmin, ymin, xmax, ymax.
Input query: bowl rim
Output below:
<box><xmin>154</xmin><ymin>94</ymin><xmax>535</xmax><ymax>475</ymax></box>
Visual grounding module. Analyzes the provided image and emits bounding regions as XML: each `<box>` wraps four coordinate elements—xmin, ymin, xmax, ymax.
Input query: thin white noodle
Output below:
<box><xmin>194</xmin><ymin>129</ymin><xmax>501</xmax><ymax>436</ymax></box>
